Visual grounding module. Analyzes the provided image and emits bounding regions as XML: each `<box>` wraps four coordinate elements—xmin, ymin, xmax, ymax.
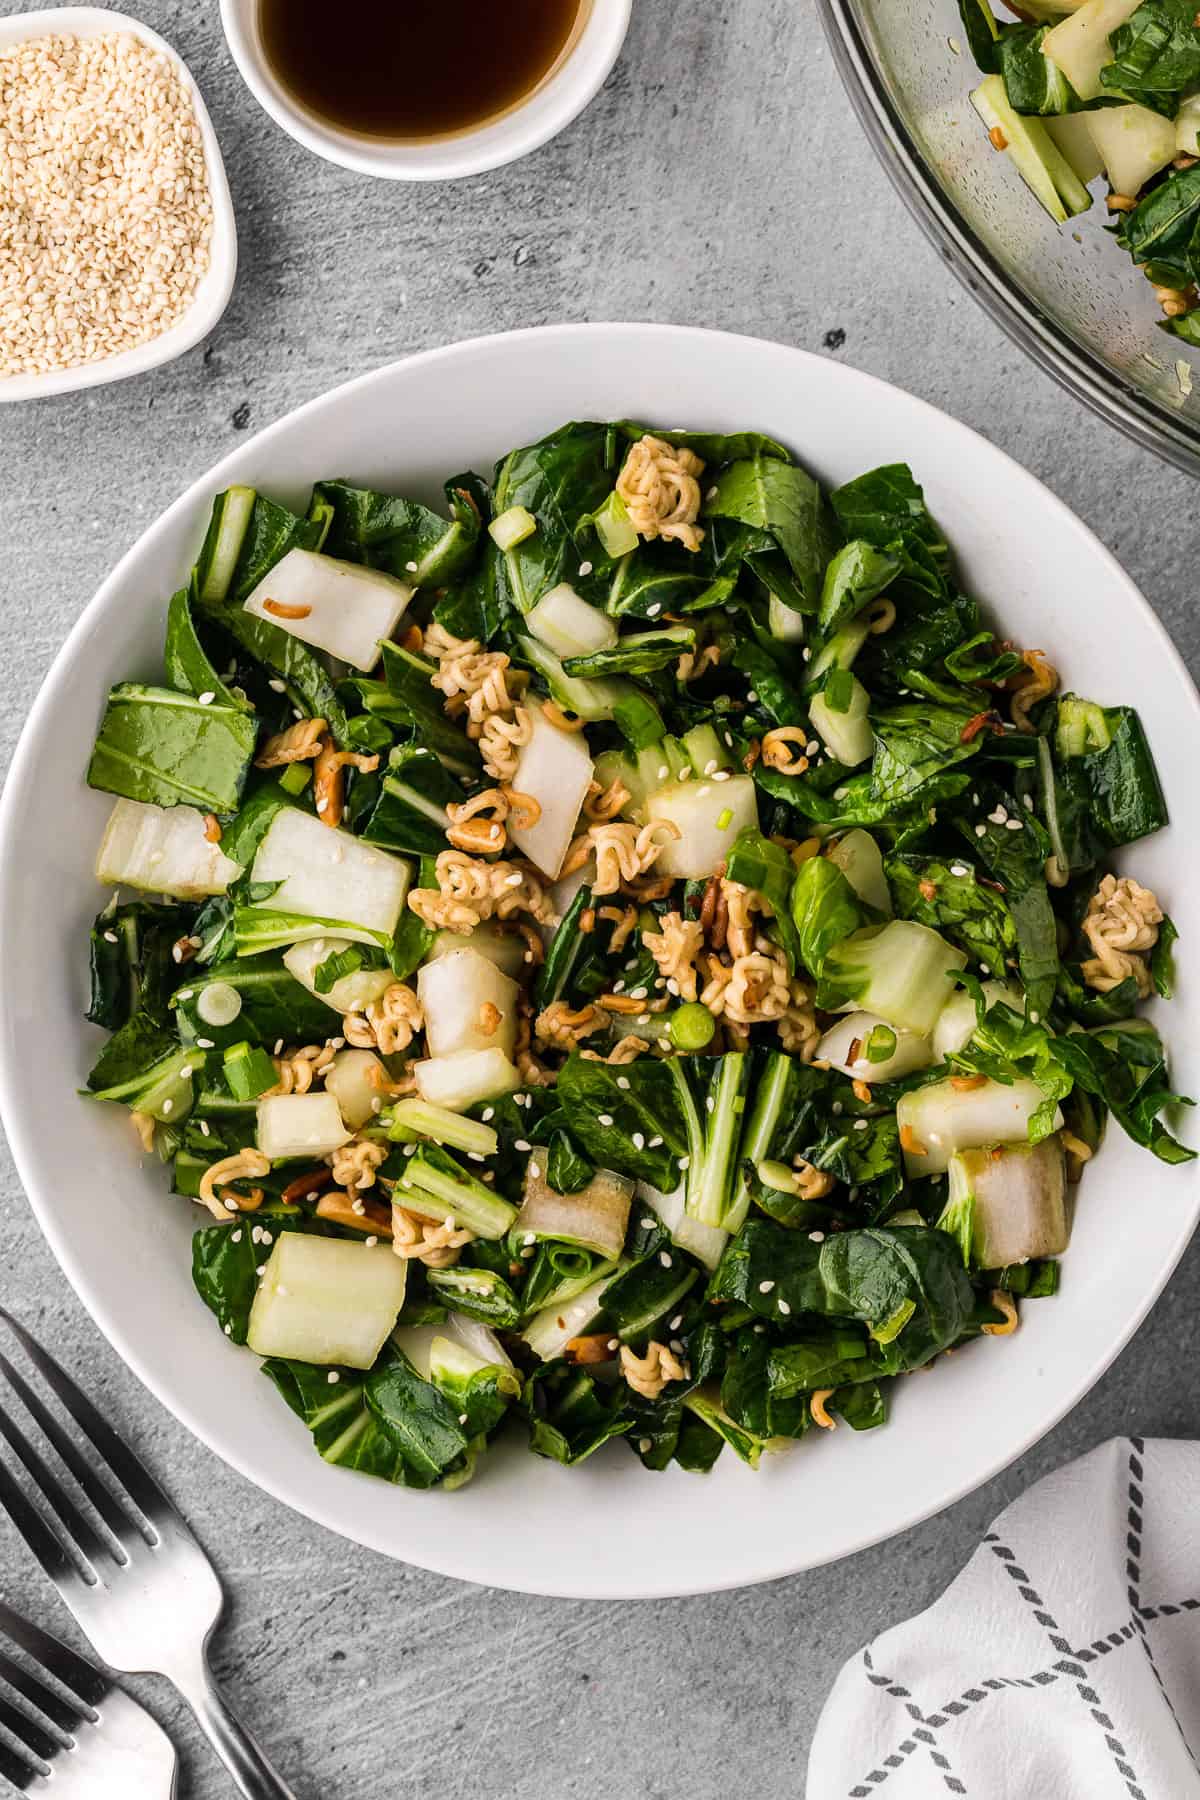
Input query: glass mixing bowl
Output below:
<box><xmin>819</xmin><ymin>0</ymin><xmax>1200</xmax><ymax>476</ymax></box>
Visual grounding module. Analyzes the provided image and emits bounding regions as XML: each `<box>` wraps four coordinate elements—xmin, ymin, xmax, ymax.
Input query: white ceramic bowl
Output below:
<box><xmin>219</xmin><ymin>0</ymin><xmax>632</xmax><ymax>181</ymax></box>
<box><xmin>1</xmin><ymin>325</ymin><xmax>1196</xmax><ymax>1598</ymax></box>
<box><xmin>0</xmin><ymin>8</ymin><xmax>237</xmax><ymax>405</ymax></box>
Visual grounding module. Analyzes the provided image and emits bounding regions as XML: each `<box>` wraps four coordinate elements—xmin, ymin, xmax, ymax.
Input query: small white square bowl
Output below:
<box><xmin>0</xmin><ymin>7</ymin><xmax>237</xmax><ymax>403</ymax></box>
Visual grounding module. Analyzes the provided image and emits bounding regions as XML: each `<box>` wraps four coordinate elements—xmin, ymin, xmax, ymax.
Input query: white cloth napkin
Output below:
<box><xmin>808</xmin><ymin>1439</ymin><xmax>1200</xmax><ymax>1799</ymax></box>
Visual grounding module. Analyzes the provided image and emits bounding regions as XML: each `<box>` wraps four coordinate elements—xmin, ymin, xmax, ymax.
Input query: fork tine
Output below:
<box><xmin>0</xmin><ymin>1350</ymin><xmax>134</xmax><ymax>1546</ymax></box>
<box><xmin>0</xmin><ymin>1391</ymin><xmax>117</xmax><ymax>1573</ymax></box>
<box><xmin>0</xmin><ymin>1732</ymin><xmax>39</xmax><ymax>1790</ymax></box>
<box><xmin>0</xmin><ymin>1641</ymin><xmax>81</xmax><ymax>1737</ymax></box>
<box><xmin>0</xmin><ymin>1453</ymin><xmax>82</xmax><ymax>1591</ymax></box>
<box><xmin>0</xmin><ymin>1668</ymin><xmax>62</xmax><ymax>1765</ymax></box>
<box><xmin>0</xmin><ymin>1311</ymin><xmax>172</xmax><ymax>1528</ymax></box>
<box><xmin>0</xmin><ymin>1601</ymin><xmax>108</xmax><ymax>1713</ymax></box>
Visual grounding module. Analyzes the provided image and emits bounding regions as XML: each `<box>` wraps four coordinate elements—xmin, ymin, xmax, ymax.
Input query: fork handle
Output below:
<box><xmin>170</xmin><ymin>1657</ymin><xmax>300</xmax><ymax>1800</ymax></box>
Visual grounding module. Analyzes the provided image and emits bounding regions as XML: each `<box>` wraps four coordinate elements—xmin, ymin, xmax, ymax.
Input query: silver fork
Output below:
<box><xmin>0</xmin><ymin>1308</ymin><xmax>299</xmax><ymax>1800</ymax></box>
<box><xmin>0</xmin><ymin>1596</ymin><xmax>176</xmax><ymax>1794</ymax></box>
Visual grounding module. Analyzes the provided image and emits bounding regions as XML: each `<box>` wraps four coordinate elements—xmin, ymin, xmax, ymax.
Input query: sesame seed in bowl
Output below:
<box><xmin>0</xmin><ymin>8</ymin><xmax>236</xmax><ymax>403</ymax></box>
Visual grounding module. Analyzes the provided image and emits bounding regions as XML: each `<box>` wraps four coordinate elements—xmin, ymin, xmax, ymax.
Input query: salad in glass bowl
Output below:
<box><xmin>80</xmin><ymin>417</ymin><xmax>1193</xmax><ymax>1491</ymax></box>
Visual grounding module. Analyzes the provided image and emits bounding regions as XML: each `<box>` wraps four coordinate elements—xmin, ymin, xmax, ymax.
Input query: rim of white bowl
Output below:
<box><xmin>2</xmin><ymin>325</ymin><xmax>1197</xmax><ymax>1596</ymax></box>
<box><xmin>0</xmin><ymin>8</ymin><xmax>238</xmax><ymax>404</ymax></box>
<box><xmin>218</xmin><ymin>0</ymin><xmax>632</xmax><ymax>180</ymax></box>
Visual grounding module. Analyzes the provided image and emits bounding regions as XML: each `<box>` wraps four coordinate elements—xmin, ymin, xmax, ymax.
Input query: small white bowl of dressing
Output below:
<box><xmin>218</xmin><ymin>0</ymin><xmax>632</xmax><ymax>181</ymax></box>
<box><xmin>0</xmin><ymin>8</ymin><xmax>237</xmax><ymax>404</ymax></box>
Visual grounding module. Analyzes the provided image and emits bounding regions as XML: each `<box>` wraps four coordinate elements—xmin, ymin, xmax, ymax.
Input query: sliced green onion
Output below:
<box><xmin>668</xmin><ymin>1003</ymin><xmax>717</xmax><ymax>1052</ymax></box>
<box><xmin>489</xmin><ymin>506</ymin><xmax>537</xmax><ymax>551</ymax></box>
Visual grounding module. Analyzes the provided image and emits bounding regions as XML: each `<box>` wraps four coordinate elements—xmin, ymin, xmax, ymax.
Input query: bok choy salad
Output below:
<box><xmin>81</xmin><ymin>420</ymin><xmax>1193</xmax><ymax>1490</ymax></box>
<box><xmin>962</xmin><ymin>0</ymin><xmax>1200</xmax><ymax>339</ymax></box>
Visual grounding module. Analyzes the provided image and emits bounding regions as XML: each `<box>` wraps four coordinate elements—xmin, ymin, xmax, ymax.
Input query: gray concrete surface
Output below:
<box><xmin>2</xmin><ymin>3</ymin><xmax>1198</xmax><ymax>1796</ymax></box>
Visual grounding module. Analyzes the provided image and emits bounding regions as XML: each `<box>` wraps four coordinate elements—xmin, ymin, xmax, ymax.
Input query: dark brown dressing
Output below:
<box><xmin>259</xmin><ymin>0</ymin><xmax>585</xmax><ymax>142</ymax></box>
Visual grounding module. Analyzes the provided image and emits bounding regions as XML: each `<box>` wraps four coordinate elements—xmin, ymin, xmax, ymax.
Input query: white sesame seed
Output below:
<box><xmin>160</xmin><ymin>1098</ymin><xmax>173</xmax><ymax>1115</ymax></box>
<box><xmin>231</xmin><ymin>1229</ymin><xmax>242</xmax><ymax>1243</ymax></box>
<box><xmin>514</xmin><ymin>1139</ymin><xmax>531</xmax><ymax>1153</ymax></box>
<box><xmin>778</xmin><ymin>1299</ymin><xmax>791</xmax><ymax>1315</ymax></box>
<box><xmin>853</xmin><ymin>1119</ymin><xmax>868</xmax><ymax>1132</ymax></box>
<box><xmin>617</xmin><ymin>1076</ymin><xmax>630</xmax><ymax>1090</ymax></box>
<box><xmin>808</xmin><ymin>1230</ymin><xmax>825</xmax><ymax>1243</ymax></box>
<box><xmin>224</xmin><ymin>1324</ymin><xmax>232</xmax><ymax>1336</ymax></box>
<box><xmin>482</xmin><ymin>1107</ymin><xmax>495</xmax><ymax>1121</ymax></box>
<box><xmin>578</xmin><ymin>561</ymin><xmax>594</xmax><ymax>577</ymax></box>
<box><xmin>659</xmin><ymin>1251</ymin><xmax>673</xmax><ymax>1268</ymax></box>
<box><xmin>405</xmin><ymin>560</ymin><xmax>419</xmax><ymax>573</ymax></box>
<box><xmin>648</xmin><ymin>1135</ymin><xmax>663</xmax><ymax>1148</ymax></box>
<box><xmin>678</xmin><ymin>1154</ymin><xmax>691</xmax><ymax>1170</ymax></box>
<box><xmin>195</xmin><ymin>1036</ymin><xmax>214</xmax><ymax>1049</ymax></box>
<box><xmin>759</xmin><ymin>1280</ymin><xmax>776</xmax><ymax>1294</ymax></box>
<box><xmin>646</xmin><ymin>603</ymin><xmax>662</xmax><ymax>618</ymax></box>
<box><xmin>974</xmin><ymin>824</ymin><xmax>987</xmax><ymax>838</ymax></box>
<box><xmin>198</xmin><ymin>691</ymin><xmax>215</xmax><ymax>706</ymax></box>
<box><xmin>268</xmin><ymin>678</ymin><xmax>287</xmax><ymax>693</ymax></box>
<box><xmin>632</xmin><ymin>1132</ymin><xmax>645</xmax><ymax>1149</ymax></box>
<box><xmin>949</xmin><ymin>863</ymin><xmax>970</xmax><ymax>877</ymax></box>
<box><xmin>640</xmin><ymin>1216</ymin><xmax>656</xmax><ymax>1231</ymax></box>
<box><xmin>529</xmin><ymin>1164</ymin><xmax>541</xmax><ymax>1180</ymax></box>
<box><xmin>639</xmin><ymin>1436</ymin><xmax>653</xmax><ymax>1454</ymax></box>
<box><xmin>1005</xmin><ymin>818</ymin><xmax>1024</xmax><ymax>831</ymax></box>
<box><xmin>102</xmin><ymin>929</ymin><xmax>118</xmax><ymax>944</ymax></box>
<box><xmin>598</xmin><ymin>1114</ymin><xmax>613</xmax><ymax>1127</ymax></box>
<box><xmin>327</xmin><ymin>1371</ymin><xmax>341</xmax><ymax>1384</ymax></box>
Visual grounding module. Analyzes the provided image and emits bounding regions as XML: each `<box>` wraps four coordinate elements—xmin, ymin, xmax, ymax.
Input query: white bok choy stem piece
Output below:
<box><xmin>413</xmin><ymin>1047</ymin><xmax>521</xmax><ymax>1113</ymax></box>
<box><xmin>526</xmin><ymin>583</ymin><xmax>617</xmax><ymax>658</ymax></box>
<box><xmin>1177</xmin><ymin>93</ymin><xmax>1200</xmax><ymax>156</ymax></box>
<box><xmin>932</xmin><ymin>980</ymin><xmax>1025</xmax><ymax>1063</ymax></box>
<box><xmin>387</xmin><ymin>1099</ymin><xmax>498</xmax><ymax>1157</ymax></box>
<box><xmin>825</xmin><ymin>828</ymin><xmax>891</xmax><ymax>915</ymax></box>
<box><xmin>251</xmin><ymin>807</ymin><xmax>412</xmax><ymax>944</ymax></box>
<box><xmin>283</xmin><ymin>936</ymin><xmax>396</xmax><ymax>1014</ymax></box>
<box><xmin>645</xmin><ymin>772</ymin><xmax>759</xmax><ymax>879</ymax></box>
<box><xmin>639</xmin><ymin>1181</ymin><xmax>727</xmax><ymax>1272</ymax></box>
<box><xmin>809</xmin><ymin>677</ymin><xmax>873</xmax><ymax>768</ymax></box>
<box><xmin>392</xmin><ymin>1320</ymin><xmax>509</xmax><ymax>1380</ymax></box>
<box><xmin>817</xmin><ymin>1012</ymin><xmax>935</xmax><ymax>1084</ymax></box>
<box><xmin>1046</xmin><ymin>113</ymin><xmax>1106</xmax><ymax>185</ymax></box>
<box><xmin>521</xmin><ymin>1267</ymin><xmax>624</xmax><ymax>1363</ymax></box>
<box><xmin>417</xmin><ymin>946</ymin><xmax>518</xmax><ymax>1058</ymax></box>
<box><xmin>824</xmin><ymin>919</ymin><xmax>967</xmax><ymax>1037</ymax></box>
<box><xmin>429</xmin><ymin>923</ymin><xmax>528</xmax><ymax>980</ymax></box>
<box><xmin>324</xmin><ymin>1049</ymin><xmax>387</xmax><ymax>1131</ymax></box>
<box><xmin>897</xmin><ymin>1078</ymin><xmax>1063</xmax><ymax>1176</ymax></box>
<box><xmin>937</xmin><ymin>1139</ymin><xmax>1070</xmax><ymax>1269</ymax></box>
<box><xmin>1042</xmin><ymin>0</ymin><xmax>1142</xmax><ymax>102</ymax></box>
<box><xmin>256</xmin><ymin>1092</ymin><xmax>351</xmax><ymax>1160</ymax></box>
<box><xmin>508</xmin><ymin>706</ymin><xmax>594</xmax><ymax>879</ymax></box>
<box><xmin>96</xmin><ymin>797</ymin><xmax>242</xmax><ymax>898</ymax></box>
<box><xmin>247</xmin><ymin>1236</ymin><xmax>407</xmax><ymax>1370</ymax></box>
<box><xmin>517</xmin><ymin>1164</ymin><xmax>634</xmax><ymax>1264</ymax></box>
<box><xmin>1085</xmin><ymin>103</ymin><xmax>1176</xmax><ymax>198</ymax></box>
<box><xmin>242</xmin><ymin>548</ymin><xmax>413</xmax><ymax>672</ymax></box>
